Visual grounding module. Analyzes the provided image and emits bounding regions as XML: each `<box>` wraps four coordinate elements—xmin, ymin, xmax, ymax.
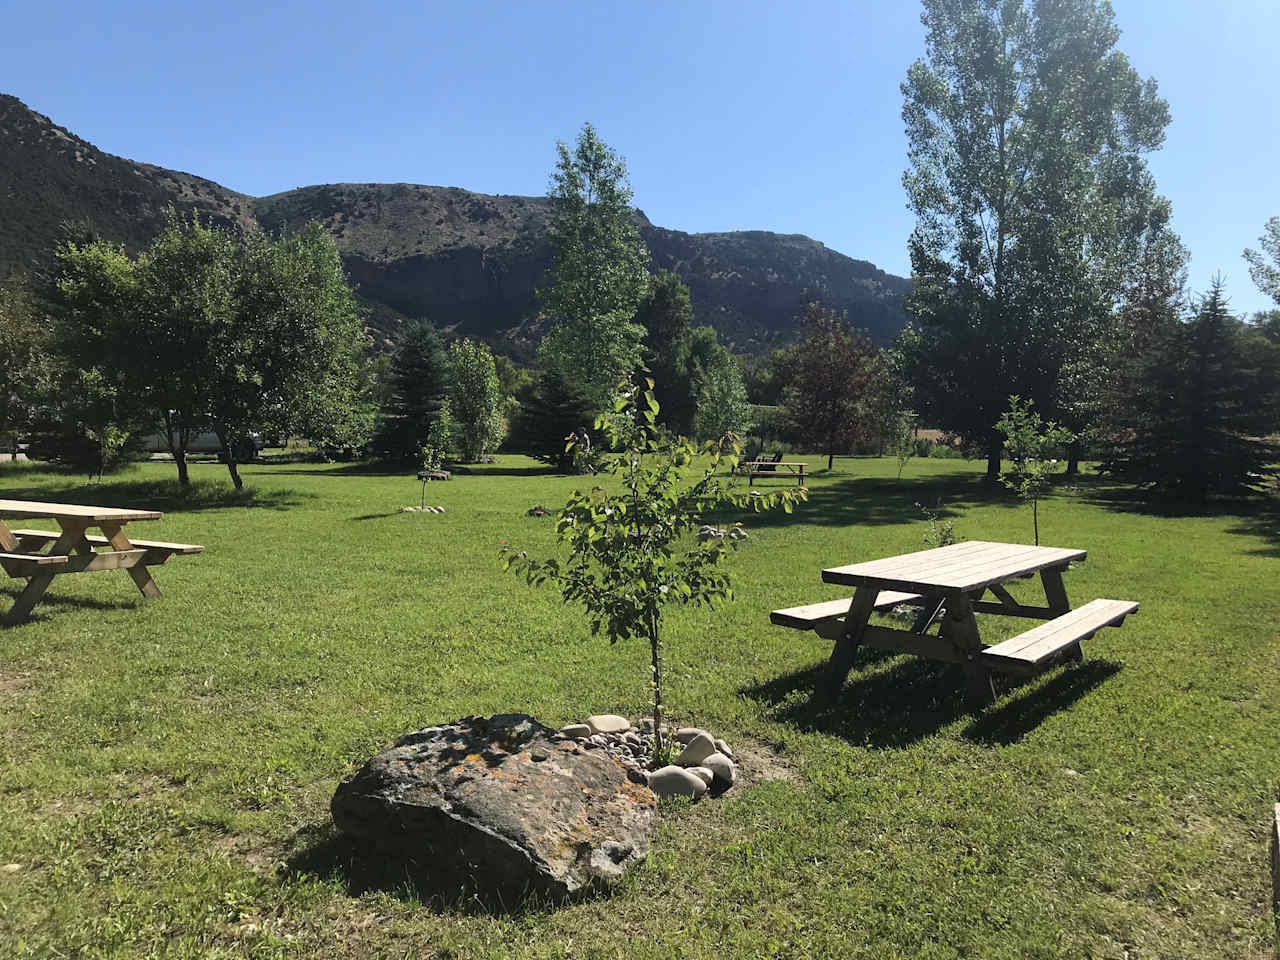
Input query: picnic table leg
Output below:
<box><xmin>2</xmin><ymin>519</ymin><xmax>90</xmax><ymax>626</ymax></box>
<box><xmin>939</xmin><ymin>591</ymin><xmax>995</xmax><ymax>711</ymax></box>
<box><xmin>99</xmin><ymin>522</ymin><xmax>161</xmax><ymax>599</ymax></box>
<box><xmin>1039</xmin><ymin>566</ymin><xmax>1081</xmax><ymax>662</ymax></box>
<box><xmin>822</xmin><ymin>585</ymin><xmax>879</xmax><ymax>697</ymax></box>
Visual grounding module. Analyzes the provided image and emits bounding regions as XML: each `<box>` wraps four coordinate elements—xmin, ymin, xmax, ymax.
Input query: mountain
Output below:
<box><xmin>0</xmin><ymin>94</ymin><xmax>911</xmax><ymax>354</ymax></box>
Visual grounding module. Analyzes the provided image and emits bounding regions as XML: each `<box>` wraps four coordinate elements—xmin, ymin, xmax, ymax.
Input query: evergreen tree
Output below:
<box><xmin>509</xmin><ymin>370</ymin><xmax>596</xmax><ymax>473</ymax></box>
<box><xmin>375</xmin><ymin>318</ymin><xmax>449</xmax><ymax>461</ymax></box>
<box><xmin>636</xmin><ymin>270</ymin><xmax>696</xmax><ymax>435</ymax></box>
<box><xmin>1100</xmin><ymin>280</ymin><xmax>1278</xmax><ymax>502</ymax></box>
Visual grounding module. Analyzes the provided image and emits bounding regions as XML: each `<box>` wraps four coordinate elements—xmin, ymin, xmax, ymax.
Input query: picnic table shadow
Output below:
<box><xmin>740</xmin><ymin>653</ymin><xmax>1120</xmax><ymax>748</ymax></box>
<box><xmin>0</xmin><ymin>583</ymin><xmax>138</xmax><ymax>622</ymax></box>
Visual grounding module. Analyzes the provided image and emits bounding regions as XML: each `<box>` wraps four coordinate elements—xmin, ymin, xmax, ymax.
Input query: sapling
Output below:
<box><xmin>501</xmin><ymin>379</ymin><xmax>806</xmax><ymax>759</ymax></box>
<box><xmin>995</xmin><ymin>396</ymin><xmax>1074</xmax><ymax>545</ymax></box>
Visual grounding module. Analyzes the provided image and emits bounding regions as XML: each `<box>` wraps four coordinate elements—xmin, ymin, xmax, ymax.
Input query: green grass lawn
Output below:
<box><xmin>1</xmin><ymin>455</ymin><xmax>1277</xmax><ymax>958</ymax></box>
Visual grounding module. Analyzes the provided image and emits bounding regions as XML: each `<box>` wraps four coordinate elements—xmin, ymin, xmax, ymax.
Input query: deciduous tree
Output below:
<box><xmin>537</xmin><ymin>123</ymin><xmax>650</xmax><ymax>411</ymax></box>
<box><xmin>901</xmin><ymin>0</ymin><xmax>1171</xmax><ymax>478</ymax></box>
<box><xmin>444</xmin><ymin>338</ymin><xmax>506</xmax><ymax>462</ymax></box>
<box><xmin>780</xmin><ymin>303</ymin><xmax>874</xmax><ymax>470</ymax></box>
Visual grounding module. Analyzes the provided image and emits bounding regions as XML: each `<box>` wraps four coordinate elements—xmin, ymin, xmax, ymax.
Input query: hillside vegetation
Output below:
<box><xmin>0</xmin><ymin>94</ymin><xmax>910</xmax><ymax>352</ymax></box>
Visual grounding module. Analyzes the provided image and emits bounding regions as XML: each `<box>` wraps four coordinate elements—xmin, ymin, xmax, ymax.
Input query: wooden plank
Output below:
<box><xmin>824</xmin><ymin>541</ymin><xmax>1087</xmax><ymax>593</ymax></box>
<box><xmin>56</xmin><ymin>549</ymin><xmax>147</xmax><ymax>574</ymax></box>
<box><xmin>99</xmin><ymin>523</ymin><xmax>162</xmax><ymax>598</ymax></box>
<box><xmin>11</xmin><ymin>530</ymin><xmax>203</xmax><ymax>556</ymax></box>
<box><xmin>822</xmin><ymin>586</ymin><xmax>879</xmax><ymax>696</ymax></box>
<box><xmin>814</xmin><ymin>621</ymin><xmax>965</xmax><ymax>663</ymax></box>
<box><xmin>824</xmin><ymin>541</ymin><xmax>1030</xmax><ymax>587</ymax></box>
<box><xmin>1041</xmin><ymin>566</ymin><xmax>1071</xmax><ymax>614</ymax></box>
<box><xmin>971</xmin><ymin>600</ymin><xmax>1057</xmax><ymax>619</ymax></box>
<box><xmin>0</xmin><ymin>520</ymin><xmax>18</xmax><ymax>553</ymax></box>
<box><xmin>770</xmin><ymin>590</ymin><xmax>924</xmax><ymax>628</ymax></box>
<box><xmin>0</xmin><ymin>552</ymin><xmax>70</xmax><ymax>577</ymax></box>
<box><xmin>0</xmin><ymin>500</ymin><xmax>162</xmax><ymax>522</ymax></box>
<box><xmin>981</xmin><ymin>599</ymin><xmax>1139</xmax><ymax>670</ymax></box>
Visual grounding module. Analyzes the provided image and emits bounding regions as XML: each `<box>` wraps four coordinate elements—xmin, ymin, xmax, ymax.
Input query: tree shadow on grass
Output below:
<box><xmin>282</xmin><ymin>822</ymin><xmax>600</xmax><ymax>916</ymax></box>
<box><xmin>740</xmin><ymin>653</ymin><xmax>1120</xmax><ymax>749</ymax></box>
<box><xmin>254</xmin><ymin>459</ymin><xmax>558</xmax><ymax>480</ymax></box>
<box><xmin>0</xmin><ymin>476</ymin><xmax>309</xmax><ymax>514</ymax></box>
<box><xmin>709</xmin><ymin>469</ymin><xmax>1015</xmax><ymax>532</ymax></box>
<box><xmin>1075</xmin><ymin>475</ymin><xmax>1280</xmax><ymax>558</ymax></box>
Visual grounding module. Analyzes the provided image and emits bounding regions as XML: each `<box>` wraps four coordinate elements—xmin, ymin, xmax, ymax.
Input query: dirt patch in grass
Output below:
<box><xmin>725</xmin><ymin>735</ymin><xmax>801</xmax><ymax>788</ymax></box>
<box><xmin>0</xmin><ymin>671</ymin><xmax>33</xmax><ymax>695</ymax></box>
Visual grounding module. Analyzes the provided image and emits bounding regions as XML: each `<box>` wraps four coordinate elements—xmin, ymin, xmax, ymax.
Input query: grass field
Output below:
<box><xmin>1</xmin><ymin>455</ymin><xmax>1277</xmax><ymax>958</ymax></box>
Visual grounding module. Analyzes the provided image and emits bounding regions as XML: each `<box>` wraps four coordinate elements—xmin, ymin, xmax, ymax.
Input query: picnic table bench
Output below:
<box><xmin>771</xmin><ymin>540</ymin><xmax>1137</xmax><ymax>708</ymax></box>
<box><xmin>741</xmin><ymin>458</ymin><xmax>807</xmax><ymax>485</ymax></box>
<box><xmin>0</xmin><ymin>499</ymin><xmax>203</xmax><ymax>625</ymax></box>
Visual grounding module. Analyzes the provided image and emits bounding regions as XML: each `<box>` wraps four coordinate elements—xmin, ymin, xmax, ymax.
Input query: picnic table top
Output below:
<box><xmin>822</xmin><ymin>540</ymin><xmax>1086</xmax><ymax>594</ymax></box>
<box><xmin>0</xmin><ymin>499</ymin><xmax>163</xmax><ymax>523</ymax></box>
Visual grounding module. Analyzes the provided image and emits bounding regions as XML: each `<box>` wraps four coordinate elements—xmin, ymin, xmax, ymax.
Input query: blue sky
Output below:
<box><xmin>6</xmin><ymin>0</ymin><xmax>1277</xmax><ymax>315</ymax></box>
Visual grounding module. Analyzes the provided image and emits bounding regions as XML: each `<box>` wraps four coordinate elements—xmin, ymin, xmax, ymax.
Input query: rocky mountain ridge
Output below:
<box><xmin>1</xmin><ymin>93</ymin><xmax>911</xmax><ymax>353</ymax></box>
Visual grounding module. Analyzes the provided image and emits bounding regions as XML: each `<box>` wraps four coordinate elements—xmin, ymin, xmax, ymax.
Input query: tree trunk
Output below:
<box><xmin>1066</xmin><ymin>439</ymin><xmax>1081</xmax><ymax>476</ymax></box>
<box><xmin>215</xmin><ymin>429</ymin><xmax>244</xmax><ymax>490</ymax></box>
<box><xmin>648</xmin><ymin>610</ymin><xmax>664</xmax><ymax>761</ymax></box>
<box><xmin>827</xmin><ymin>451</ymin><xmax>834</xmax><ymax>471</ymax></box>
<box><xmin>986</xmin><ymin>434</ymin><xmax>1002</xmax><ymax>482</ymax></box>
<box><xmin>165</xmin><ymin>413</ymin><xmax>191</xmax><ymax>487</ymax></box>
<box><xmin>1032</xmin><ymin>498</ymin><xmax>1039</xmax><ymax>546</ymax></box>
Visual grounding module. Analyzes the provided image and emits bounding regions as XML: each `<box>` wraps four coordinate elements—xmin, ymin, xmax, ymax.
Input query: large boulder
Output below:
<box><xmin>331</xmin><ymin>714</ymin><xmax>656</xmax><ymax>901</ymax></box>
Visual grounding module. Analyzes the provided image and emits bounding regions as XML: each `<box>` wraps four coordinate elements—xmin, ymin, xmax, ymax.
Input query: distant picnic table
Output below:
<box><xmin>0</xmin><ymin>499</ymin><xmax>203</xmax><ymax>625</ymax></box>
<box><xmin>771</xmin><ymin>540</ymin><xmax>1138</xmax><ymax>708</ymax></box>
<box><xmin>740</xmin><ymin>456</ymin><xmax>807</xmax><ymax>485</ymax></box>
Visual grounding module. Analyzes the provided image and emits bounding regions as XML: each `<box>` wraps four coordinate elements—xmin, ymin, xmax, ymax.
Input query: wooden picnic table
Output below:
<box><xmin>0</xmin><ymin>499</ymin><xmax>203</xmax><ymax>625</ymax></box>
<box><xmin>741</xmin><ymin>459</ymin><xmax>807</xmax><ymax>485</ymax></box>
<box><xmin>772</xmin><ymin>540</ymin><xmax>1138</xmax><ymax>708</ymax></box>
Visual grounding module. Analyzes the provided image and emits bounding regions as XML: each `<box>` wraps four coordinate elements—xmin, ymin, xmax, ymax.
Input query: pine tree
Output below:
<box><xmin>375</xmin><ymin>318</ymin><xmax>448</xmax><ymax>461</ymax></box>
<box><xmin>509</xmin><ymin>370</ymin><xmax>596</xmax><ymax>473</ymax></box>
<box><xmin>1100</xmin><ymin>280</ymin><xmax>1277</xmax><ymax>502</ymax></box>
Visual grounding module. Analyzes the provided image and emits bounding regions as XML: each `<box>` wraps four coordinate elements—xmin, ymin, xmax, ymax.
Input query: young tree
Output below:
<box><xmin>889</xmin><ymin>410</ymin><xmax>918</xmax><ymax>481</ymax></box>
<box><xmin>780</xmin><ymin>303</ymin><xmax>874</xmax><ymax>470</ymax></box>
<box><xmin>444</xmin><ymin>338</ymin><xmax>506</xmax><ymax>462</ymax></box>
<box><xmin>691</xmin><ymin>346</ymin><xmax>753</xmax><ymax>442</ymax></box>
<box><xmin>502</xmin><ymin>382</ymin><xmax>805</xmax><ymax>758</ymax></box>
<box><xmin>902</xmin><ymin>0</ymin><xmax>1171</xmax><ymax>478</ymax></box>
<box><xmin>1099</xmin><ymin>280</ymin><xmax>1278</xmax><ymax>502</ymax></box>
<box><xmin>995</xmin><ymin>396</ymin><xmax>1073</xmax><ymax>545</ymax></box>
<box><xmin>375</xmin><ymin>318</ymin><xmax>449</xmax><ymax>461</ymax></box>
<box><xmin>537</xmin><ymin>123</ymin><xmax>651</xmax><ymax>411</ymax></box>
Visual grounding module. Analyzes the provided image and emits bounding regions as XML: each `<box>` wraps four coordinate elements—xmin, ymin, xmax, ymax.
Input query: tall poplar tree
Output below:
<box><xmin>901</xmin><ymin>0</ymin><xmax>1171</xmax><ymax>478</ymax></box>
<box><xmin>537</xmin><ymin>123</ymin><xmax>650</xmax><ymax>412</ymax></box>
